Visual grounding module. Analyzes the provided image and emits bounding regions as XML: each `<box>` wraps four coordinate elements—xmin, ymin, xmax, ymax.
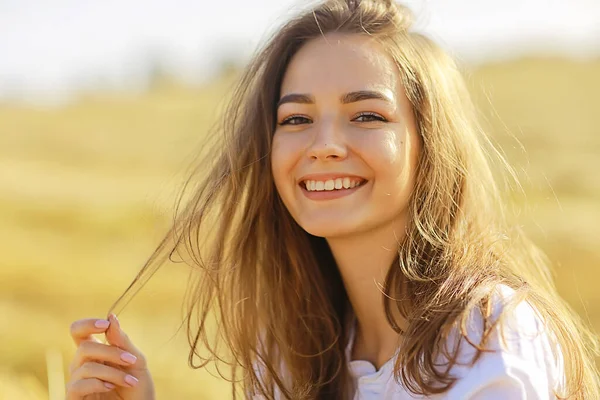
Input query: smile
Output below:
<box><xmin>302</xmin><ymin>177</ymin><xmax>366</xmax><ymax>192</ymax></box>
<box><xmin>299</xmin><ymin>179</ymin><xmax>368</xmax><ymax>201</ymax></box>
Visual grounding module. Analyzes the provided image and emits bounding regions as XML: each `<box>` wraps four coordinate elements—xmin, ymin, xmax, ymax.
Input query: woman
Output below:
<box><xmin>66</xmin><ymin>0</ymin><xmax>600</xmax><ymax>398</ymax></box>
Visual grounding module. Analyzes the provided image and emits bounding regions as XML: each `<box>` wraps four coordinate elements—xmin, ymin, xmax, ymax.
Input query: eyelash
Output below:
<box><xmin>278</xmin><ymin>112</ymin><xmax>387</xmax><ymax>126</ymax></box>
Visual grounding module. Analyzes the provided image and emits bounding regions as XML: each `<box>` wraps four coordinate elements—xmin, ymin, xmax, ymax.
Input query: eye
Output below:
<box><xmin>353</xmin><ymin>112</ymin><xmax>387</xmax><ymax>123</ymax></box>
<box><xmin>279</xmin><ymin>115</ymin><xmax>312</xmax><ymax>126</ymax></box>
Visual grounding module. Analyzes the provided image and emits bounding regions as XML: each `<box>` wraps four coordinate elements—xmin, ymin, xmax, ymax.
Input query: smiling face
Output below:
<box><xmin>271</xmin><ymin>33</ymin><xmax>421</xmax><ymax>239</ymax></box>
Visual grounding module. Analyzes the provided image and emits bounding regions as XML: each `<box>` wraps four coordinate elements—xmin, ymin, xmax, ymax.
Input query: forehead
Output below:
<box><xmin>280</xmin><ymin>33</ymin><xmax>399</xmax><ymax>94</ymax></box>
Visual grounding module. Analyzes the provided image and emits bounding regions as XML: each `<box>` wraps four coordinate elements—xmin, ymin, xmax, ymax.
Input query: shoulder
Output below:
<box><xmin>440</xmin><ymin>284</ymin><xmax>565</xmax><ymax>399</ymax></box>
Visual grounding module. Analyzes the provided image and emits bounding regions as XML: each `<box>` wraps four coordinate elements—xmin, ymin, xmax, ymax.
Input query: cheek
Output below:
<box><xmin>270</xmin><ymin>138</ymin><xmax>285</xmax><ymax>191</ymax></box>
<box><xmin>271</xmin><ymin>134</ymin><xmax>299</xmax><ymax>193</ymax></box>
<box><xmin>355</xmin><ymin>128</ymin><xmax>403</xmax><ymax>174</ymax></box>
<box><xmin>387</xmin><ymin>131</ymin><xmax>420</xmax><ymax>202</ymax></box>
<box><xmin>357</xmin><ymin>128</ymin><xmax>417</xmax><ymax>203</ymax></box>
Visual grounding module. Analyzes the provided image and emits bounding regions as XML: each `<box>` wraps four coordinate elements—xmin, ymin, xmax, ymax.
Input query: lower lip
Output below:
<box><xmin>299</xmin><ymin>181</ymin><xmax>368</xmax><ymax>201</ymax></box>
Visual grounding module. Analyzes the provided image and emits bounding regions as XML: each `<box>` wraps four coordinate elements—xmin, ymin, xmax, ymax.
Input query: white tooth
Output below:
<box><xmin>334</xmin><ymin>178</ymin><xmax>343</xmax><ymax>189</ymax></box>
<box><xmin>304</xmin><ymin>181</ymin><xmax>310</xmax><ymax>190</ymax></box>
<box><xmin>324</xmin><ymin>180</ymin><xmax>335</xmax><ymax>190</ymax></box>
<box><xmin>316</xmin><ymin>181</ymin><xmax>325</xmax><ymax>191</ymax></box>
<box><xmin>342</xmin><ymin>177</ymin><xmax>351</xmax><ymax>189</ymax></box>
<box><xmin>310</xmin><ymin>181</ymin><xmax>316</xmax><ymax>191</ymax></box>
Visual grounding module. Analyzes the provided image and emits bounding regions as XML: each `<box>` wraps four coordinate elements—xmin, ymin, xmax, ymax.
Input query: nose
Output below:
<box><xmin>306</xmin><ymin>119</ymin><xmax>348</xmax><ymax>161</ymax></box>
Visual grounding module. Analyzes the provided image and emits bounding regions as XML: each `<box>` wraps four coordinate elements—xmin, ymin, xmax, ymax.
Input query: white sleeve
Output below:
<box><xmin>442</xmin><ymin>285</ymin><xmax>565</xmax><ymax>399</ymax></box>
<box><xmin>451</xmin><ymin>353</ymin><xmax>561</xmax><ymax>399</ymax></box>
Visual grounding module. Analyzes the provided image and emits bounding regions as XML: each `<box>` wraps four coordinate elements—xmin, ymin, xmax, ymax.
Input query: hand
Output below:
<box><xmin>66</xmin><ymin>313</ymin><xmax>156</xmax><ymax>399</ymax></box>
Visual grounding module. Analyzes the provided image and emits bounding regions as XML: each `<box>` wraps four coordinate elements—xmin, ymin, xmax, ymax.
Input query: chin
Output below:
<box><xmin>297</xmin><ymin>218</ymin><xmax>362</xmax><ymax>239</ymax></box>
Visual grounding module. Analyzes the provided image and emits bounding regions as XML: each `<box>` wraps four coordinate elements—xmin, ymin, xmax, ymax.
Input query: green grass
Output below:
<box><xmin>1</xmin><ymin>58</ymin><xmax>599</xmax><ymax>398</ymax></box>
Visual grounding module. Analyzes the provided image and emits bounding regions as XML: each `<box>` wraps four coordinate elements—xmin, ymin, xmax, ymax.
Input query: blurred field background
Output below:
<box><xmin>1</xmin><ymin>1</ymin><xmax>600</xmax><ymax>398</ymax></box>
<box><xmin>2</xmin><ymin>56</ymin><xmax>599</xmax><ymax>400</ymax></box>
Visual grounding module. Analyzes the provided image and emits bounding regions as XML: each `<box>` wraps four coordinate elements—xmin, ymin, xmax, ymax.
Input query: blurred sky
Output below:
<box><xmin>0</xmin><ymin>0</ymin><xmax>599</xmax><ymax>105</ymax></box>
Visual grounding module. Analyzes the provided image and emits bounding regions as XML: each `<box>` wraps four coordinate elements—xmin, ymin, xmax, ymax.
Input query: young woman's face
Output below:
<box><xmin>271</xmin><ymin>33</ymin><xmax>421</xmax><ymax>239</ymax></box>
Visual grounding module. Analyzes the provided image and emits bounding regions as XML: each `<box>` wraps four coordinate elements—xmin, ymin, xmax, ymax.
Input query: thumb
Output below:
<box><xmin>105</xmin><ymin>313</ymin><xmax>146</xmax><ymax>365</ymax></box>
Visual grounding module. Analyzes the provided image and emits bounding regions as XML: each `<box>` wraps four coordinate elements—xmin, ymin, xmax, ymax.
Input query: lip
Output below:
<box><xmin>299</xmin><ymin>179</ymin><xmax>369</xmax><ymax>201</ymax></box>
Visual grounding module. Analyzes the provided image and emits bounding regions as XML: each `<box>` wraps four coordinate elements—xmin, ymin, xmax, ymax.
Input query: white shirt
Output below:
<box><xmin>346</xmin><ymin>285</ymin><xmax>565</xmax><ymax>399</ymax></box>
<box><xmin>252</xmin><ymin>285</ymin><xmax>565</xmax><ymax>399</ymax></box>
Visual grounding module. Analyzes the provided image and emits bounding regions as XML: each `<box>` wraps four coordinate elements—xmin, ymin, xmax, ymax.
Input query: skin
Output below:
<box><xmin>66</xmin><ymin>313</ymin><xmax>156</xmax><ymax>399</ymax></box>
<box><xmin>271</xmin><ymin>33</ymin><xmax>422</xmax><ymax>370</ymax></box>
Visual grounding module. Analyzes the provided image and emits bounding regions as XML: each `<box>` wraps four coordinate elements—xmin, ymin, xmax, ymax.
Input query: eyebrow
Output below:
<box><xmin>276</xmin><ymin>90</ymin><xmax>393</xmax><ymax>108</ymax></box>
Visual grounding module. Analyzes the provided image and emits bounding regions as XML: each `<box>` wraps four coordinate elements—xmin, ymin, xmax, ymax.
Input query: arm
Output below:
<box><xmin>464</xmin><ymin>360</ymin><xmax>556</xmax><ymax>400</ymax></box>
<box><xmin>445</xmin><ymin>287</ymin><xmax>565</xmax><ymax>399</ymax></box>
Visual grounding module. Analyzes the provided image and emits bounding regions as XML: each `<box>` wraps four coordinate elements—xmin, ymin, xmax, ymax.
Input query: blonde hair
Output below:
<box><xmin>108</xmin><ymin>0</ymin><xmax>600</xmax><ymax>398</ymax></box>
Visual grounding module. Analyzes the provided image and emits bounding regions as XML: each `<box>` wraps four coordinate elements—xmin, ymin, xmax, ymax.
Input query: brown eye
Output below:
<box><xmin>279</xmin><ymin>115</ymin><xmax>312</xmax><ymax>125</ymax></box>
<box><xmin>353</xmin><ymin>112</ymin><xmax>387</xmax><ymax>122</ymax></box>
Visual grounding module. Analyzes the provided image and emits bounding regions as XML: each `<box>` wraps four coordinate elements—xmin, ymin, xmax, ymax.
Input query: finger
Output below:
<box><xmin>70</xmin><ymin>361</ymin><xmax>140</xmax><ymax>389</ymax></box>
<box><xmin>104</xmin><ymin>313</ymin><xmax>147</xmax><ymax>369</ymax></box>
<box><xmin>66</xmin><ymin>377</ymin><xmax>115</xmax><ymax>399</ymax></box>
<box><xmin>70</xmin><ymin>318</ymin><xmax>112</xmax><ymax>347</ymax></box>
<box><xmin>71</xmin><ymin>340</ymin><xmax>140</xmax><ymax>371</ymax></box>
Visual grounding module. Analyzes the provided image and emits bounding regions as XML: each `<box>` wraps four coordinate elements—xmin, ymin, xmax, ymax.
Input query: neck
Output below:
<box><xmin>327</xmin><ymin>218</ymin><xmax>410</xmax><ymax>368</ymax></box>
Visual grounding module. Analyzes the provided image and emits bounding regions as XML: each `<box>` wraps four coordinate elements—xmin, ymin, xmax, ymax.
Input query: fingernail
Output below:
<box><xmin>95</xmin><ymin>320</ymin><xmax>110</xmax><ymax>329</ymax></box>
<box><xmin>125</xmin><ymin>374</ymin><xmax>139</xmax><ymax>387</ymax></box>
<box><xmin>104</xmin><ymin>382</ymin><xmax>115</xmax><ymax>389</ymax></box>
<box><xmin>120</xmin><ymin>352</ymin><xmax>137</xmax><ymax>364</ymax></box>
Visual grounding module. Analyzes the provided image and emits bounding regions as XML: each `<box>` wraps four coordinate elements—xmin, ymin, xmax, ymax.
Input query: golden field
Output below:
<box><xmin>0</xmin><ymin>58</ymin><xmax>599</xmax><ymax>398</ymax></box>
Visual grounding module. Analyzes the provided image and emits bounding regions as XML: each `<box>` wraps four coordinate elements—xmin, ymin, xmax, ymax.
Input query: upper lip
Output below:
<box><xmin>297</xmin><ymin>173</ymin><xmax>368</xmax><ymax>184</ymax></box>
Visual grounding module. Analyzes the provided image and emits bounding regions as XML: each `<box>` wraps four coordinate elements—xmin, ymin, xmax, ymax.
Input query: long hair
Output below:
<box><xmin>107</xmin><ymin>0</ymin><xmax>600</xmax><ymax>398</ymax></box>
